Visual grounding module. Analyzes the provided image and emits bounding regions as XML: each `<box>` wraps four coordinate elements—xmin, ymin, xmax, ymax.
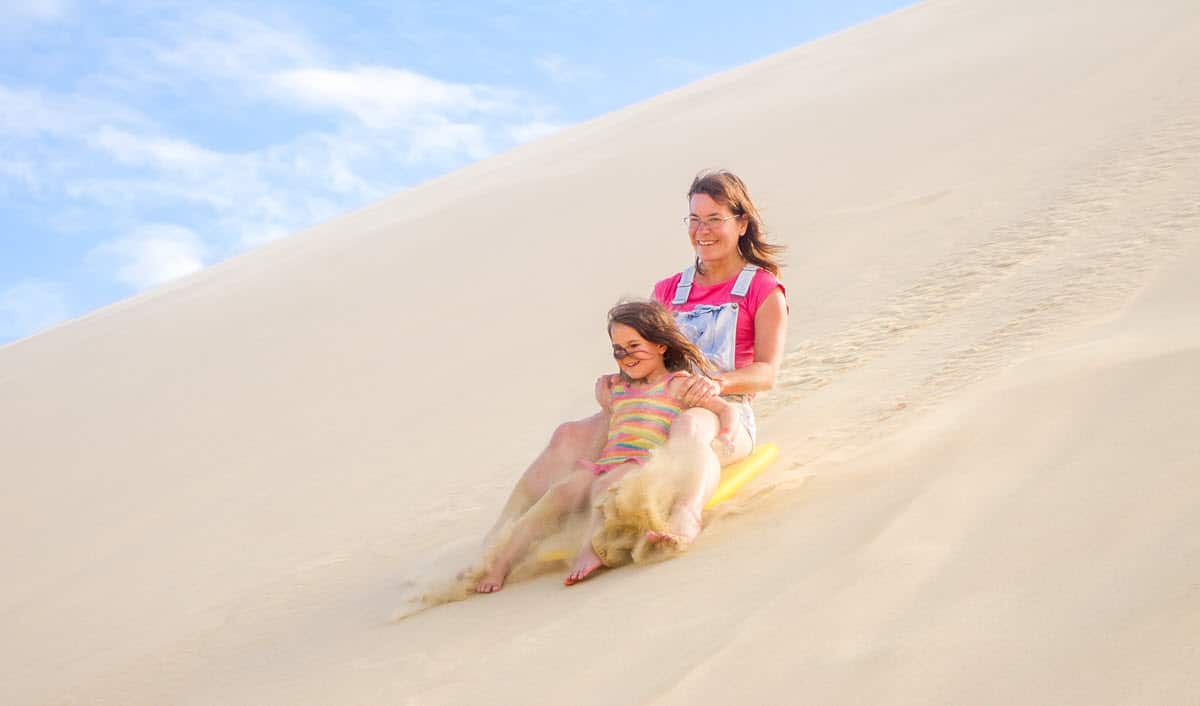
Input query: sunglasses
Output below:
<box><xmin>611</xmin><ymin>345</ymin><xmax>656</xmax><ymax>361</ymax></box>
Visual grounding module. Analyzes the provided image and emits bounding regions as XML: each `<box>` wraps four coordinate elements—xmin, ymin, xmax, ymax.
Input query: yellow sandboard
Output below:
<box><xmin>537</xmin><ymin>443</ymin><xmax>779</xmax><ymax>563</ymax></box>
<box><xmin>706</xmin><ymin>442</ymin><xmax>779</xmax><ymax>508</ymax></box>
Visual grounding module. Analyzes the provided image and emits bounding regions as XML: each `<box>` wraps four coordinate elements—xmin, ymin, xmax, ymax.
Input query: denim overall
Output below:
<box><xmin>671</xmin><ymin>263</ymin><xmax>759</xmax><ymax>443</ymax></box>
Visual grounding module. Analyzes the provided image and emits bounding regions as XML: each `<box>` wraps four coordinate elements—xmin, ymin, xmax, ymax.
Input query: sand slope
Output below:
<box><xmin>2</xmin><ymin>0</ymin><xmax>1199</xmax><ymax>703</ymax></box>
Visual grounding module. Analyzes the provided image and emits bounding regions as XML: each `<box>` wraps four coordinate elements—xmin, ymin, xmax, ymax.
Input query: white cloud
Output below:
<box><xmin>0</xmin><ymin>158</ymin><xmax>40</xmax><ymax>193</ymax></box>
<box><xmin>6</xmin><ymin>7</ymin><xmax>566</xmax><ymax>306</ymax></box>
<box><xmin>0</xmin><ymin>280</ymin><xmax>69</xmax><ymax>341</ymax></box>
<box><xmin>536</xmin><ymin>54</ymin><xmax>602</xmax><ymax>84</ymax></box>
<box><xmin>265</xmin><ymin>129</ymin><xmax>383</xmax><ymax>197</ymax></box>
<box><xmin>271</xmin><ymin>66</ymin><xmax>518</xmax><ymax>130</ymax></box>
<box><xmin>91</xmin><ymin>224</ymin><xmax>209</xmax><ymax>290</ymax></box>
<box><xmin>222</xmin><ymin>189</ymin><xmax>344</xmax><ymax>252</ymax></box>
<box><xmin>405</xmin><ymin>120</ymin><xmax>491</xmax><ymax>163</ymax></box>
<box><xmin>235</xmin><ymin>223</ymin><xmax>291</xmax><ymax>251</ymax></box>
<box><xmin>0</xmin><ymin>0</ymin><xmax>70</xmax><ymax>25</ymax></box>
<box><xmin>0</xmin><ymin>84</ymin><xmax>146</xmax><ymax>139</ymax></box>
<box><xmin>139</xmin><ymin>11</ymin><xmax>320</xmax><ymax>88</ymax></box>
<box><xmin>266</xmin><ymin>64</ymin><xmax>556</xmax><ymax>166</ymax></box>
<box><xmin>509</xmin><ymin>120</ymin><xmax>565</xmax><ymax>144</ymax></box>
<box><xmin>88</xmin><ymin>126</ymin><xmax>225</xmax><ymax>174</ymax></box>
<box><xmin>66</xmin><ymin>176</ymin><xmax>239</xmax><ymax>211</ymax></box>
<box><xmin>62</xmin><ymin>124</ymin><xmax>395</xmax><ymax>260</ymax></box>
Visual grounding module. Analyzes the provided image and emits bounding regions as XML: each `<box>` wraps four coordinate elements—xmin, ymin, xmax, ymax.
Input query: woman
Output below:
<box><xmin>486</xmin><ymin>169</ymin><xmax>787</xmax><ymax>552</ymax></box>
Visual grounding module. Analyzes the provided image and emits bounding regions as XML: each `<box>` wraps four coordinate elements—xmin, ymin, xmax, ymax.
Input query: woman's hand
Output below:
<box><xmin>675</xmin><ymin>372</ymin><xmax>723</xmax><ymax>407</ymax></box>
<box><xmin>594</xmin><ymin>373</ymin><xmax>620</xmax><ymax>411</ymax></box>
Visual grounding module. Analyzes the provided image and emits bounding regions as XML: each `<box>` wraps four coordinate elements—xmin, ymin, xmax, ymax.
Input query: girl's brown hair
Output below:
<box><xmin>688</xmin><ymin>169</ymin><xmax>784</xmax><ymax>277</ymax></box>
<box><xmin>607</xmin><ymin>300</ymin><xmax>715</xmax><ymax>377</ymax></box>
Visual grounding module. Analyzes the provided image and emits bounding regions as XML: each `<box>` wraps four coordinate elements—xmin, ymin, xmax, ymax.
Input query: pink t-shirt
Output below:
<box><xmin>653</xmin><ymin>267</ymin><xmax>786</xmax><ymax>371</ymax></box>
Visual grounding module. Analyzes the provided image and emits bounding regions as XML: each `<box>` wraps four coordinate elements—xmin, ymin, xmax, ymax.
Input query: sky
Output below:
<box><xmin>0</xmin><ymin>0</ymin><xmax>912</xmax><ymax>345</ymax></box>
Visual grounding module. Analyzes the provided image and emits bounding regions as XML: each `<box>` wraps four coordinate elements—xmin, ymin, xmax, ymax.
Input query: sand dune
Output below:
<box><xmin>3</xmin><ymin>0</ymin><xmax>1199</xmax><ymax>703</ymax></box>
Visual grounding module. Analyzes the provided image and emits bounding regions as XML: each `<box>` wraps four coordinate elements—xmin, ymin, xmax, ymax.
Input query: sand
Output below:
<box><xmin>3</xmin><ymin>0</ymin><xmax>1199</xmax><ymax>703</ymax></box>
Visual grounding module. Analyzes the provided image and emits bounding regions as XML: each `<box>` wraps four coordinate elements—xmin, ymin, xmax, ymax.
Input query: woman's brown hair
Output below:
<box><xmin>688</xmin><ymin>169</ymin><xmax>784</xmax><ymax>277</ymax></box>
<box><xmin>607</xmin><ymin>300</ymin><xmax>715</xmax><ymax>377</ymax></box>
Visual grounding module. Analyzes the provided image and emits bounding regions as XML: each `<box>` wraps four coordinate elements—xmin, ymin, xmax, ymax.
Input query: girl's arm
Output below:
<box><xmin>700</xmin><ymin>393</ymin><xmax>734</xmax><ymax>453</ymax></box>
<box><xmin>697</xmin><ymin>395</ymin><xmax>739</xmax><ymax>451</ymax></box>
<box><xmin>671</xmin><ymin>376</ymin><xmax>738</xmax><ymax>449</ymax></box>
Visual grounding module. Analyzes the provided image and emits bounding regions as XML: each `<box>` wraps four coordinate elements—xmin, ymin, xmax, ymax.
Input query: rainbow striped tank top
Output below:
<box><xmin>591</xmin><ymin>372</ymin><xmax>684</xmax><ymax>471</ymax></box>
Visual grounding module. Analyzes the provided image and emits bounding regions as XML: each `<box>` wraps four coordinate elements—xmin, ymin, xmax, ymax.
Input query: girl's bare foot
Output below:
<box><xmin>564</xmin><ymin>546</ymin><xmax>603</xmax><ymax>586</ymax></box>
<box><xmin>476</xmin><ymin>564</ymin><xmax>509</xmax><ymax>593</ymax></box>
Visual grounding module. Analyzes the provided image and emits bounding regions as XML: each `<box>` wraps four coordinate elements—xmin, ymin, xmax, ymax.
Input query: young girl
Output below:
<box><xmin>477</xmin><ymin>301</ymin><xmax>737</xmax><ymax>593</ymax></box>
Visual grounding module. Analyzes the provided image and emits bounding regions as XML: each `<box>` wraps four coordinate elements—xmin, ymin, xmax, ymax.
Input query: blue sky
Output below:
<box><xmin>1</xmin><ymin>0</ymin><xmax>911</xmax><ymax>345</ymax></box>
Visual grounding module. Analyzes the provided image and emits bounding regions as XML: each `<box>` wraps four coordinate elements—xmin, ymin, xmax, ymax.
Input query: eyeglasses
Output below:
<box><xmin>684</xmin><ymin>215</ymin><xmax>740</xmax><ymax>231</ymax></box>
<box><xmin>612</xmin><ymin>345</ymin><xmax>655</xmax><ymax>361</ymax></box>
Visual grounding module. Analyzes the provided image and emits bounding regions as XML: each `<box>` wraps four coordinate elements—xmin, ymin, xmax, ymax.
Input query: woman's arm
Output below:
<box><xmin>714</xmin><ymin>288</ymin><xmax>788</xmax><ymax>395</ymax></box>
<box><xmin>673</xmin><ymin>287</ymin><xmax>788</xmax><ymax>405</ymax></box>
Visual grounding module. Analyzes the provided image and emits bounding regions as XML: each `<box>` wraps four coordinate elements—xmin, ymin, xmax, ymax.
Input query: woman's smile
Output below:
<box><xmin>687</xmin><ymin>193</ymin><xmax>744</xmax><ymax>266</ymax></box>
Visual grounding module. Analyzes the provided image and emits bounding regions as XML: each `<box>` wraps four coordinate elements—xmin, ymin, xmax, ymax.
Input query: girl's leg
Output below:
<box><xmin>477</xmin><ymin>468</ymin><xmax>595</xmax><ymax>593</ymax></box>
<box><xmin>485</xmin><ymin>412</ymin><xmax>608</xmax><ymax>544</ymax></box>
<box><xmin>565</xmin><ymin>463</ymin><xmax>636</xmax><ymax>586</ymax></box>
<box><xmin>647</xmin><ymin>408</ymin><xmax>753</xmax><ymax>548</ymax></box>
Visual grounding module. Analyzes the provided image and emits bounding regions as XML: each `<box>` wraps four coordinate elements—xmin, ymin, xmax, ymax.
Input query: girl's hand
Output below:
<box><xmin>594</xmin><ymin>373</ymin><xmax>620</xmax><ymax>411</ymax></box>
<box><xmin>712</xmin><ymin>427</ymin><xmax>736</xmax><ymax>457</ymax></box>
<box><xmin>677</xmin><ymin>373</ymin><xmax>722</xmax><ymax>407</ymax></box>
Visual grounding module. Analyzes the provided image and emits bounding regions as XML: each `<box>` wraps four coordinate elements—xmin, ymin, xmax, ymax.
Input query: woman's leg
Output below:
<box><xmin>648</xmin><ymin>408</ymin><xmax>753</xmax><ymax>548</ymax></box>
<box><xmin>477</xmin><ymin>468</ymin><xmax>595</xmax><ymax>593</ymax></box>
<box><xmin>485</xmin><ymin>412</ymin><xmax>608</xmax><ymax>542</ymax></box>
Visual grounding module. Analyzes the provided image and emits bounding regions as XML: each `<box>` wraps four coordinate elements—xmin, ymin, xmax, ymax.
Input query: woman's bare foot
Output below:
<box><xmin>644</xmin><ymin>530</ymin><xmax>679</xmax><ymax>547</ymax></box>
<box><xmin>564</xmin><ymin>546</ymin><xmax>603</xmax><ymax>586</ymax></box>
<box><xmin>476</xmin><ymin>563</ymin><xmax>510</xmax><ymax>594</ymax></box>
<box><xmin>645</xmin><ymin>504</ymin><xmax>702</xmax><ymax>549</ymax></box>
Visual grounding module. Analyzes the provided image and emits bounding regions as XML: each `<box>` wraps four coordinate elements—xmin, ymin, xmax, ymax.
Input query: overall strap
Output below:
<box><xmin>671</xmin><ymin>266</ymin><xmax>696</xmax><ymax>305</ymax></box>
<box><xmin>730</xmin><ymin>264</ymin><xmax>760</xmax><ymax>297</ymax></box>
